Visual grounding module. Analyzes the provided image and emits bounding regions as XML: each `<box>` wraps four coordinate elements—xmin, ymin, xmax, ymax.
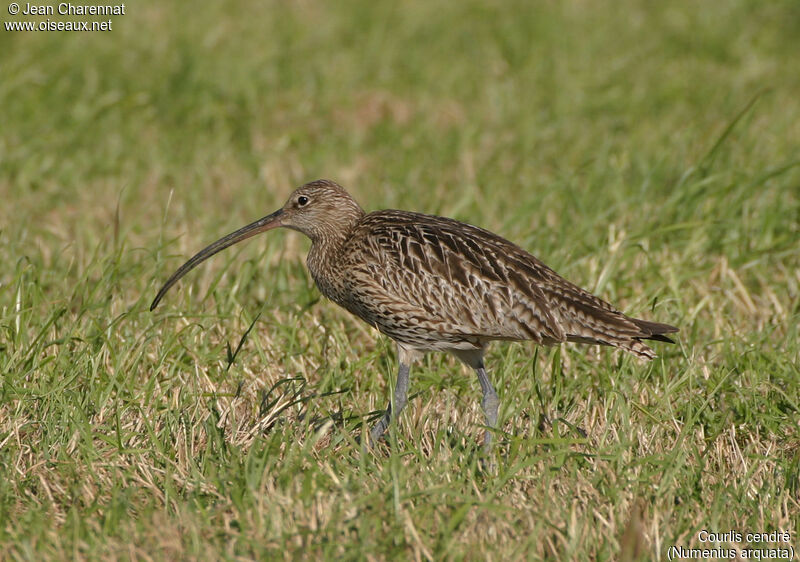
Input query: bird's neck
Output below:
<box><xmin>306</xmin><ymin>213</ymin><xmax>363</xmax><ymax>300</ymax></box>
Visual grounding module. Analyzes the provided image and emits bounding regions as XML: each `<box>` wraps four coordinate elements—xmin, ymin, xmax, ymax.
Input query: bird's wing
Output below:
<box><xmin>338</xmin><ymin>211</ymin><xmax>570</xmax><ymax>346</ymax></box>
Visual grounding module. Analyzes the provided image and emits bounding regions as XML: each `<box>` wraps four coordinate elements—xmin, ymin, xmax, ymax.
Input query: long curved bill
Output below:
<box><xmin>150</xmin><ymin>208</ymin><xmax>284</xmax><ymax>311</ymax></box>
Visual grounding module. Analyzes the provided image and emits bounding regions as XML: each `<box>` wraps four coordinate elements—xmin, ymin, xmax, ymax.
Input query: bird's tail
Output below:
<box><xmin>566</xmin><ymin>315</ymin><xmax>678</xmax><ymax>360</ymax></box>
<box><xmin>629</xmin><ymin>317</ymin><xmax>679</xmax><ymax>343</ymax></box>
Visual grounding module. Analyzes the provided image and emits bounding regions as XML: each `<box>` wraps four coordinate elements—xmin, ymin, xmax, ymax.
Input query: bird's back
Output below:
<box><xmin>317</xmin><ymin>210</ymin><xmax>676</xmax><ymax>358</ymax></box>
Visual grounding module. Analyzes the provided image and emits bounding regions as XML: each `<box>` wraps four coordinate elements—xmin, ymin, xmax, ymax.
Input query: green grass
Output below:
<box><xmin>2</xmin><ymin>0</ymin><xmax>799</xmax><ymax>559</ymax></box>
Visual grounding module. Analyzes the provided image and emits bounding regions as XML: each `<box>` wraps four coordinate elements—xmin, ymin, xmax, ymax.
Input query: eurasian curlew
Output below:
<box><xmin>151</xmin><ymin>179</ymin><xmax>678</xmax><ymax>450</ymax></box>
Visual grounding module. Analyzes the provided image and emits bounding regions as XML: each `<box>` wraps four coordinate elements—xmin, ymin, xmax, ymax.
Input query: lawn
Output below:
<box><xmin>1</xmin><ymin>0</ymin><xmax>798</xmax><ymax>559</ymax></box>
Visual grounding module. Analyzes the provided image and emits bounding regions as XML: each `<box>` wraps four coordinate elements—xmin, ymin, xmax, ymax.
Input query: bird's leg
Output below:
<box><xmin>475</xmin><ymin>362</ymin><xmax>499</xmax><ymax>452</ymax></box>
<box><xmin>369</xmin><ymin>361</ymin><xmax>410</xmax><ymax>444</ymax></box>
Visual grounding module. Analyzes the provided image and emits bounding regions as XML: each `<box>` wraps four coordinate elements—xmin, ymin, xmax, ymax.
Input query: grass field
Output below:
<box><xmin>1</xmin><ymin>0</ymin><xmax>799</xmax><ymax>559</ymax></box>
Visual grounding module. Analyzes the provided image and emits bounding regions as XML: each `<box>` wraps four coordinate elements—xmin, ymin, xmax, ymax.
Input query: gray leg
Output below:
<box><xmin>475</xmin><ymin>363</ymin><xmax>499</xmax><ymax>451</ymax></box>
<box><xmin>369</xmin><ymin>362</ymin><xmax>410</xmax><ymax>444</ymax></box>
<box><xmin>450</xmin><ymin>348</ymin><xmax>499</xmax><ymax>453</ymax></box>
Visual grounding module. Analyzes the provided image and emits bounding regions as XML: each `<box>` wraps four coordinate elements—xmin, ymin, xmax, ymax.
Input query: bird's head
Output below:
<box><xmin>150</xmin><ymin>179</ymin><xmax>363</xmax><ymax>310</ymax></box>
<box><xmin>278</xmin><ymin>179</ymin><xmax>364</xmax><ymax>240</ymax></box>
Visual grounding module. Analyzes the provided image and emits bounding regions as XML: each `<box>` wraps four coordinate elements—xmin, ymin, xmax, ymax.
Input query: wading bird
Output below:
<box><xmin>151</xmin><ymin>180</ymin><xmax>677</xmax><ymax>450</ymax></box>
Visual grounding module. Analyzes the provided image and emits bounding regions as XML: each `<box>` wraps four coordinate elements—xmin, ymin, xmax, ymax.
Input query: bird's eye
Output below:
<box><xmin>297</xmin><ymin>196</ymin><xmax>309</xmax><ymax>207</ymax></box>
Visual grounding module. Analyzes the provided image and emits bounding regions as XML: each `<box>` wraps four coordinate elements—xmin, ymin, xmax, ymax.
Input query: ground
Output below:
<box><xmin>1</xmin><ymin>0</ymin><xmax>798</xmax><ymax>559</ymax></box>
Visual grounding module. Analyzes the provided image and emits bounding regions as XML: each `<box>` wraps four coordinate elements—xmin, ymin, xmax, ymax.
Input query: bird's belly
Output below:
<box><xmin>315</xmin><ymin>264</ymin><xmax>521</xmax><ymax>351</ymax></box>
<box><xmin>330</xmin><ymin>293</ymin><xmax>485</xmax><ymax>351</ymax></box>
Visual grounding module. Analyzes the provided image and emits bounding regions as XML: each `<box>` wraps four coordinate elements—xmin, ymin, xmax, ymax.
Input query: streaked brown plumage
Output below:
<box><xmin>152</xmin><ymin>179</ymin><xmax>678</xmax><ymax>449</ymax></box>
